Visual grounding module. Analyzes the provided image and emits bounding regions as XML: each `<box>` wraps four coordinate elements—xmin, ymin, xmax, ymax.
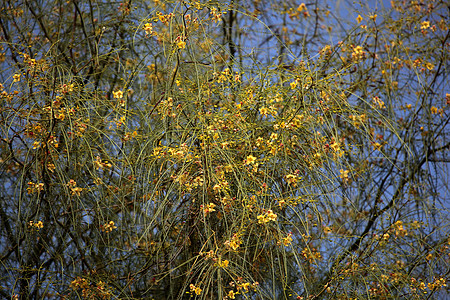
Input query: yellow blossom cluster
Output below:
<box><xmin>13</xmin><ymin>73</ymin><xmax>21</xmax><ymax>82</ymax></box>
<box><xmin>157</xmin><ymin>97</ymin><xmax>175</xmax><ymax>117</ymax></box>
<box><xmin>339</xmin><ymin>169</ymin><xmax>351</xmax><ymax>184</ymax></box>
<box><xmin>66</xmin><ymin>180</ymin><xmax>83</xmax><ymax>196</ymax></box>
<box><xmin>285</xmin><ymin>173</ymin><xmax>301</xmax><ymax>186</ymax></box>
<box><xmin>94</xmin><ymin>156</ymin><xmax>112</xmax><ymax>170</ymax></box>
<box><xmin>176</xmin><ymin>39</ymin><xmax>186</xmax><ymax>49</ymax></box>
<box><xmin>28</xmin><ymin>220</ymin><xmax>44</xmax><ymax>230</ymax></box>
<box><xmin>112</xmin><ymin>90</ymin><xmax>123</xmax><ymax>99</ymax></box>
<box><xmin>290</xmin><ymin>79</ymin><xmax>299</xmax><ymax>89</ymax></box>
<box><xmin>143</xmin><ymin>22</ymin><xmax>155</xmax><ymax>36</ymax></box>
<box><xmin>217</xmin><ymin>259</ymin><xmax>229</xmax><ymax>268</ymax></box>
<box><xmin>101</xmin><ymin>221</ymin><xmax>117</xmax><ymax>233</ymax></box>
<box><xmin>348</xmin><ymin>113</ymin><xmax>367</xmax><ymax>128</ymax></box>
<box><xmin>351</xmin><ymin>45</ymin><xmax>366</xmax><ymax>61</ymax></box>
<box><xmin>122</xmin><ymin>130</ymin><xmax>138</xmax><ymax>142</ymax></box>
<box><xmin>279</xmin><ymin>233</ymin><xmax>293</xmax><ymax>246</ymax></box>
<box><xmin>289</xmin><ymin>3</ymin><xmax>309</xmax><ymax>19</ymax></box>
<box><xmin>301</xmin><ymin>246</ymin><xmax>322</xmax><ymax>262</ymax></box>
<box><xmin>70</xmin><ymin>277</ymin><xmax>113</xmax><ymax>299</ymax></box>
<box><xmin>214</xmin><ymin>67</ymin><xmax>233</xmax><ymax>83</ymax></box>
<box><xmin>391</xmin><ymin>220</ymin><xmax>407</xmax><ymax>238</ymax></box>
<box><xmin>257</xmin><ymin>209</ymin><xmax>277</xmax><ymax>224</ymax></box>
<box><xmin>372</xmin><ymin>96</ymin><xmax>385</xmax><ymax>109</ymax></box>
<box><xmin>60</xmin><ymin>83</ymin><xmax>74</xmax><ymax>94</ymax></box>
<box><xmin>156</xmin><ymin>12</ymin><xmax>174</xmax><ymax>26</ymax></box>
<box><xmin>225</xmin><ymin>234</ymin><xmax>242</xmax><ymax>251</ymax></box>
<box><xmin>259</xmin><ymin>106</ymin><xmax>277</xmax><ymax>117</ymax></box>
<box><xmin>201</xmin><ymin>203</ymin><xmax>216</xmax><ymax>216</ymax></box>
<box><xmin>27</xmin><ymin>182</ymin><xmax>44</xmax><ymax>194</ymax></box>
<box><xmin>189</xmin><ymin>284</ymin><xmax>202</xmax><ymax>295</ymax></box>
<box><xmin>209</xmin><ymin>7</ymin><xmax>222</xmax><ymax>23</ymax></box>
<box><xmin>244</xmin><ymin>155</ymin><xmax>257</xmax><ymax>165</ymax></box>
<box><xmin>421</xmin><ymin>21</ymin><xmax>430</xmax><ymax>30</ymax></box>
<box><xmin>329</xmin><ymin>140</ymin><xmax>344</xmax><ymax>157</ymax></box>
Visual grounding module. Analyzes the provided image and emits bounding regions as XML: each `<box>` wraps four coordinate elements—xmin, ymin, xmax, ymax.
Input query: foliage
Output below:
<box><xmin>0</xmin><ymin>0</ymin><xmax>449</xmax><ymax>299</ymax></box>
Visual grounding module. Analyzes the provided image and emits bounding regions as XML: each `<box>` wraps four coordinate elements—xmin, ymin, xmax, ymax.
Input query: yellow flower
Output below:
<box><xmin>219</xmin><ymin>259</ymin><xmax>229</xmax><ymax>268</ymax></box>
<box><xmin>234</xmin><ymin>72</ymin><xmax>241</xmax><ymax>83</ymax></box>
<box><xmin>372</xmin><ymin>142</ymin><xmax>383</xmax><ymax>151</ymax></box>
<box><xmin>431</xmin><ymin>106</ymin><xmax>438</xmax><ymax>114</ymax></box>
<box><xmin>143</xmin><ymin>22</ymin><xmax>153</xmax><ymax>35</ymax></box>
<box><xmin>29</xmin><ymin>220</ymin><xmax>44</xmax><ymax>229</ymax></box>
<box><xmin>102</xmin><ymin>220</ymin><xmax>117</xmax><ymax>233</ymax></box>
<box><xmin>258</xmin><ymin>209</ymin><xmax>277</xmax><ymax>223</ymax></box>
<box><xmin>202</xmin><ymin>203</ymin><xmax>216</xmax><ymax>215</ymax></box>
<box><xmin>213</xmin><ymin>184</ymin><xmax>222</xmax><ymax>193</ymax></box>
<box><xmin>281</xmin><ymin>233</ymin><xmax>293</xmax><ymax>246</ymax></box>
<box><xmin>244</xmin><ymin>155</ymin><xmax>257</xmax><ymax>165</ymax></box>
<box><xmin>257</xmin><ymin>214</ymin><xmax>268</xmax><ymax>223</ymax></box>
<box><xmin>301</xmin><ymin>246</ymin><xmax>322</xmax><ymax>261</ymax></box>
<box><xmin>351</xmin><ymin>45</ymin><xmax>365</xmax><ymax>60</ymax></box>
<box><xmin>421</xmin><ymin>21</ymin><xmax>430</xmax><ymax>30</ymax></box>
<box><xmin>241</xmin><ymin>282</ymin><xmax>250</xmax><ymax>292</ymax></box>
<box><xmin>267</xmin><ymin>209</ymin><xmax>277</xmax><ymax>221</ymax></box>
<box><xmin>259</xmin><ymin>107</ymin><xmax>269</xmax><ymax>116</ymax></box>
<box><xmin>113</xmin><ymin>90</ymin><xmax>123</xmax><ymax>99</ymax></box>
<box><xmin>225</xmin><ymin>234</ymin><xmax>242</xmax><ymax>250</ymax></box>
<box><xmin>61</xmin><ymin>83</ymin><xmax>74</xmax><ymax>93</ymax></box>
<box><xmin>392</xmin><ymin>220</ymin><xmax>407</xmax><ymax>237</ymax></box>
<box><xmin>210</xmin><ymin>7</ymin><xmax>222</xmax><ymax>23</ymax></box>
<box><xmin>270</xmin><ymin>133</ymin><xmax>278</xmax><ymax>140</ymax></box>
<box><xmin>228</xmin><ymin>290</ymin><xmax>236</xmax><ymax>299</ymax></box>
<box><xmin>71</xmin><ymin>187</ymin><xmax>83</xmax><ymax>196</ymax></box>
<box><xmin>285</xmin><ymin>174</ymin><xmax>300</xmax><ymax>186</ymax></box>
<box><xmin>356</xmin><ymin>14</ymin><xmax>363</xmax><ymax>24</ymax></box>
<box><xmin>67</xmin><ymin>179</ymin><xmax>77</xmax><ymax>188</ymax></box>
<box><xmin>372</xmin><ymin>96</ymin><xmax>385</xmax><ymax>109</ymax></box>
<box><xmin>189</xmin><ymin>284</ymin><xmax>202</xmax><ymax>295</ymax></box>
<box><xmin>290</xmin><ymin>80</ymin><xmax>298</xmax><ymax>89</ymax></box>
<box><xmin>32</xmin><ymin>141</ymin><xmax>41</xmax><ymax>149</ymax></box>
<box><xmin>195</xmin><ymin>287</ymin><xmax>202</xmax><ymax>295</ymax></box>
<box><xmin>176</xmin><ymin>39</ymin><xmax>186</xmax><ymax>49</ymax></box>
<box><xmin>13</xmin><ymin>73</ymin><xmax>21</xmax><ymax>82</ymax></box>
<box><xmin>339</xmin><ymin>169</ymin><xmax>350</xmax><ymax>182</ymax></box>
<box><xmin>297</xmin><ymin>3</ymin><xmax>307</xmax><ymax>12</ymax></box>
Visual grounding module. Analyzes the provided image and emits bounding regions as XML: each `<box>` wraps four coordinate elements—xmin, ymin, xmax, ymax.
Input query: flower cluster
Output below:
<box><xmin>391</xmin><ymin>220</ymin><xmax>408</xmax><ymax>238</ymax></box>
<box><xmin>225</xmin><ymin>234</ymin><xmax>242</xmax><ymax>251</ymax></box>
<box><xmin>201</xmin><ymin>203</ymin><xmax>216</xmax><ymax>216</ymax></box>
<box><xmin>143</xmin><ymin>22</ymin><xmax>155</xmax><ymax>36</ymax></box>
<box><xmin>301</xmin><ymin>246</ymin><xmax>322</xmax><ymax>262</ymax></box>
<box><xmin>67</xmin><ymin>180</ymin><xmax>83</xmax><ymax>196</ymax></box>
<box><xmin>101</xmin><ymin>221</ymin><xmax>117</xmax><ymax>233</ymax></box>
<box><xmin>28</xmin><ymin>220</ymin><xmax>44</xmax><ymax>230</ymax></box>
<box><xmin>257</xmin><ymin>209</ymin><xmax>277</xmax><ymax>224</ymax></box>
<box><xmin>27</xmin><ymin>182</ymin><xmax>44</xmax><ymax>194</ymax></box>
<box><xmin>278</xmin><ymin>233</ymin><xmax>293</xmax><ymax>246</ymax></box>
<box><xmin>189</xmin><ymin>284</ymin><xmax>202</xmax><ymax>295</ymax></box>
<box><xmin>70</xmin><ymin>276</ymin><xmax>113</xmax><ymax>299</ymax></box>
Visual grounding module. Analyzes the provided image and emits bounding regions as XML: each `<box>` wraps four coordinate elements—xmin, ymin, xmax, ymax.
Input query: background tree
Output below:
<box><xmin>0</xmin><ymin>0</ymin><xmax>449</xmax><ymax>299</ymax></box>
